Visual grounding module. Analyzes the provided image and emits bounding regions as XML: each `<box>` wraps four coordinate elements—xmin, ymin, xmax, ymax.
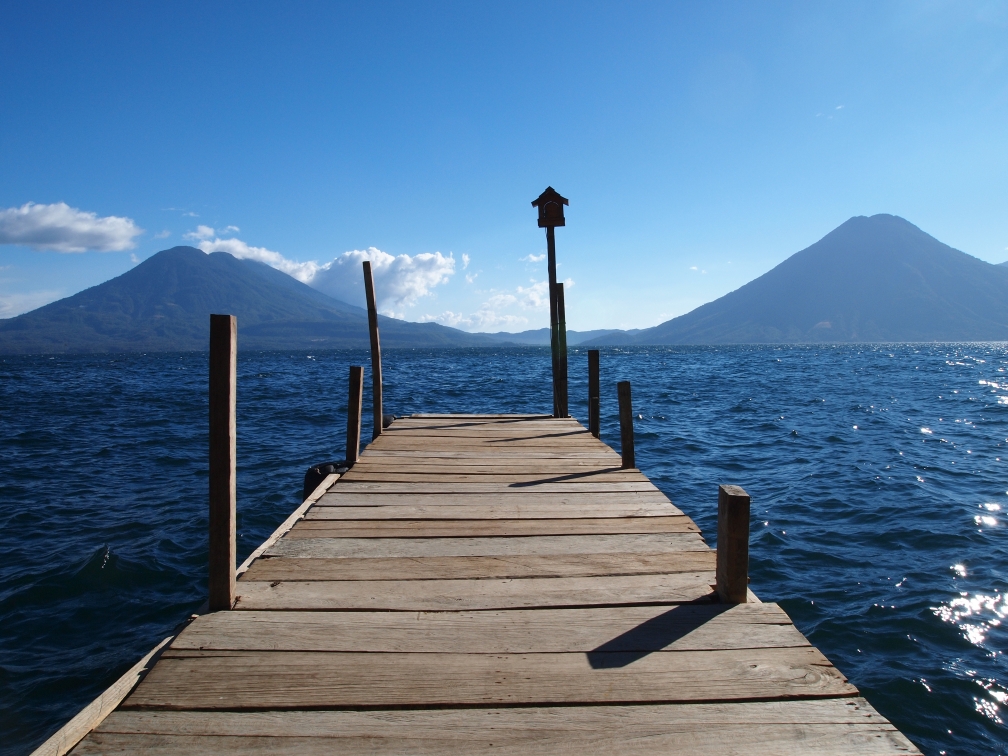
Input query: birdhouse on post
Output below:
<box><xmin>531</xmin><ymin>186</ymin><xmax>570</xmax><ymax>417</ymax></box>
<box><xmin>532</xmin><ymin>186</ymin><xmax>568</xmax><ymax>228</ymax></box>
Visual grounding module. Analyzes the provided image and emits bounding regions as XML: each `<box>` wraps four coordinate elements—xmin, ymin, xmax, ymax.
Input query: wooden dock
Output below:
<box><xmin>64</xmin><ymin>413</ymin><xmax>918</xmax><ymax>754</ymax></box>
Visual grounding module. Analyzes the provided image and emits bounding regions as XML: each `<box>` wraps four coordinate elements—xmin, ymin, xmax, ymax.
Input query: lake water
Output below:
<box><xmin>2</xmin><ymin>345</ymin><xmax>1007</xmax><ymax>754</ymax></box>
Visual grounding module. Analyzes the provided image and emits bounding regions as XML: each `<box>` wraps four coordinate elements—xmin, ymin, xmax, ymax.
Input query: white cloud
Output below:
<box><xmin>310</xmin><ymin>247</ymin><xmax>455</xmax><ymax>312</ymax></box>
<box><xmin>462</xmin><ymin>253</ymin><xmax>470</xmax><ymax>269</ymax></box>
<box><xmin>130</xmin><ymin>253</ymin><xmax>140</xmax><ymax>264</ymax></box>
<box><xmin>422</xmin><ymin>307</ymin><xmax>528</xmax><ymax>330</ymax></box>
<box><xmin>517</xmin><ymin>280</ymin><xmax>549</xmax><ymax>309</ymax></box>
<box><xmin>521</xmin><ymin>253</ymin><xmax>546</xmax><ymax>263</ymax></box>
<box><xmin>465</xmin><ymin>272</ymin><xmax>478</xmax><ymax>284</ymax></box>
<box><xmin>185</xmin><ymin>225</ymin><xmax>216</xmax><ymax>241</ymax></box>
<box><xmin>198</xmin><ymin>237</ymin><xmax>323</xmax><ymax>283</ymax></box>
<box><xmin>195</xmin><ymin>236</ymin><xmax>456</xmax><ymax>312</ymax></box>
<box><xmin>0</xmin><ymin>202</ymin><xmax>143</xmax><ymax>252</ymax></box>
<box><xmin>222</xmin><ymin>225</ymin><xmax>240</xmax><ymax>234</ymax></box>
<box><xmin>0</xmin><ymin>289</ymin><xmax>64</xmax><ymax>318</ymax></box>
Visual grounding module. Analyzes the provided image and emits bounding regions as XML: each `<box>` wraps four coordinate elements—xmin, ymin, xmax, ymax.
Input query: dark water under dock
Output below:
<box><xmin>2</xmin><ymin>345</ymin><xmax>1008</xmax><ymax>754</ymax></box>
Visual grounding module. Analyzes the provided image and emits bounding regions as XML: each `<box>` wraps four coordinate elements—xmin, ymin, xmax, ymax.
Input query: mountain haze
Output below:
<box><xmin>585</xmin><ymin>215</ymin><xmax>1008</xmax><ymax>344</ymax></box>
<box><xmin>0</xmin><ymin>247</ymin><xmax>491</xmax><ymax>353</ymax></box>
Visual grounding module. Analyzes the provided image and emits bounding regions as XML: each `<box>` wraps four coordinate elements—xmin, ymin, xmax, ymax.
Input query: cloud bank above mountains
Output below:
<box><xmin>193</xmin><ymin>229</ymin><xmax>455</xmax><ymax>315</ymax></box>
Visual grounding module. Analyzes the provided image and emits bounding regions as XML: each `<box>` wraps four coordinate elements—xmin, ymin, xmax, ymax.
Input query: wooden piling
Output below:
<box><xmin>716</xmin><ymin>484</ymin><xmax>751</xmax><ymax>603</ymax></box>
<box><xmin>346</xmin><ymin>365</ymin><xmax>364</xmax><ymax>465</ymax></box>
<box><xmin>363</xmin><ymin>261</ymin><xmax>383</xmax><ymax>441</ymax></box>
<box><xmin>208</xmin><ymin>314</ymin><xmax>236</xmax><ymax>612</ymax></box>
<box><xmin>546</xmin><ymin>226</ymin><xmax>561</xmax><ymax>417</ymax></box>
<box><xmin>556</xmin><ymin>282</ymin><xmax>569</xmax><ymax>418</ymax></box>
<box><xmin>617</xmin><ymin>380</ymin><xmax>635</xmax><ymax>469</ymax></box>
<box><xmin>588</xmin><ymin>349</ymin><xmax>600</xmax><ymax>438</ymax></box>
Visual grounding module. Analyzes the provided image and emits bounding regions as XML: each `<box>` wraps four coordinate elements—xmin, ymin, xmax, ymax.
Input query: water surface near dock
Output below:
<box><xmin>2</xmin><ymin>344</ymin><xmax>1007</xmax><ymax>754</ymax></box>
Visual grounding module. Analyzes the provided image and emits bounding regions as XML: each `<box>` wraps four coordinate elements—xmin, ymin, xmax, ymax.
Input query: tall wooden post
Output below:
<box><xmin>363</xmin><ymin>261</ymin><xmax>383</xmax><ymax>441</ymax></box>
<box><xmin>588</xmin><ymin>349</ymin><xmax>600</xmax><ymax>438</ymax></box>
<box><xmin>208</xmin><ymin>314</ymin><xmax>236</xmax><ymax>612</ymax></box>
<box><xmin>617</xmin><ymin>380</ymin><xmax>635</xmax><ymax>469</ymax></box>
<box><xmin>546</xmin><ymin>226</ymin><xmax>561</xmax><ymax>417</ymax></box>
<box><xmin>556</xmin><ymin>282</ymin><xmax>569</xmax><ymax>417</ymax></box>
<box><xmin>346</xmin><ymin>365</ymin><xmax>364</xmax><ymax>465</ymax></box>
<box><xmin>716</xmin><ymin>485</ymin><xmax>751</xmax><ymax>603</ymax></box>
<box><xmin>532</xmin><ymin>187</ymin><xmax>569</xmax><ymax>419</ymax></box>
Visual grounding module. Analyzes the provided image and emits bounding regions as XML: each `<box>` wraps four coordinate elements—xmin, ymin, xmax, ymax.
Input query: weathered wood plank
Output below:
<box><xmin>122</xmin><ymin>646</ymin><xmax>858</xmax><ymax>710</ymax></box>
<box><xmin>307</xmin><ymin>502</ymin><xmax>683</xmax><ymax>520</ymax></box>
<box><xmin>86</xmin><ymin>699</ymin><xmax>921</xmax><ymax>755</ymax></box>
<box><xmin>232</xmin><ymin>572</ymin><xmax>717</xmax><ymax>610</ymax></box>
<box><xmin>316</xmin><ymin>490</ymin><xmax>676</xmax><ymax>508</ymax></box>
<box><xmin>338</xmin><ymin>472</ymin><xmax>651</xmax><ymax>484</ymax></box>
<box><xmin>240</xmin><ymin>551</ymin><xmax>716</xmax><ymax>581</ymax></box>
<box><xmin>287</xmin><ymin>516</ymin><xmax>698</xmax><ymax>538</ymax></box>
<box><xmin>266</xmin><ymin>533</ymin><xmax>709</xmax><ymax>558</ymax></box>
<box><xmin>172</xmin><ymin>603</ymin><xmax>803</xmax><ymax>653</ymax></box>
<box><xmin>329</xmin><ymin>481</ymin><xmax>662</xmax><ymax>493</ymax></box>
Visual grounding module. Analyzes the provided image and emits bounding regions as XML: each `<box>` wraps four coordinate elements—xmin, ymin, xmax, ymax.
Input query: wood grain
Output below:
<box><xmin>232</xmin><ymin>572</ymin><xmax>718</xmax><ymax>611</ymax></box>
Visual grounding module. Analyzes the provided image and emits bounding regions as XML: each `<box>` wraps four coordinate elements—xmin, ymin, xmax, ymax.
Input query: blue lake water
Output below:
<box><xmin>2</xmin><ymin>345</ymin><xmax>1007</xmax><ymax>754</ymax></box>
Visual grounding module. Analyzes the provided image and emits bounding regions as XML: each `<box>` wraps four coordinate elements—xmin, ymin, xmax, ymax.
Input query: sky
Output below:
<box><xmin>1</xmin><ymin>1</ymin><xmax>1006</xmax><ymax>330</ymax></box>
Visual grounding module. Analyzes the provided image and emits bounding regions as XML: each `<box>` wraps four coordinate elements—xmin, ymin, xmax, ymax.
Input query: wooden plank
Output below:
<box><xmin>317</xmin><ymin>491</ymin><xmax>675</xmax><ymax>505</ymax></box>
<box><xmin>172</xmin><ymin>603</ymin><xmax>804</xmax><ymax>653</ymax></box>
<box><xmin>122</xmin><ymin>646</ymin><xmax>858</xmax><ymax>710</ymax></box>
<box><xmin>240</xmin><ymin>551</ymin><xmax>716</xmax><ymax>581</ymax></box>
<box><xmin>266</xmin><ymin>533</ymin><xmax>709</xmax><ymax>558</ymax></box>
<box><xmin>306</xmin><ymin>502</ymin><xmax>683</xmax><ymax>520</ymax></box>
<box><xmin>232</xmin><ymin>572</ymin><xmax>717</xmax><ymax>610</ymax></box>
<box><xmin>287</xmin><ymin>516</ymin><xmax>698</xmax><ymax>538</ymax></box>
<box><xmin>85</xmin><ymin>700</ymin><xmax>921</xmax><ymax>755</ymax></box>
<box><xmin>329</xmin><ymin>481</ymin><xmax>662</xmax><ymax>493</ymax></box>
<box><xmin>347</xmin><ymin>462</ymin><xmax>626</xmax><ymax>474</ymax></box>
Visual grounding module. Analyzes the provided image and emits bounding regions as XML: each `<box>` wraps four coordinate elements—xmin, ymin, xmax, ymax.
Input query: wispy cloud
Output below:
<box><xmin>198</xmin><ymin>236</ymin><xmax>323</xmax><ymax>282</ymax></box>
<box><xmin>465</xmin><ymin>272</ymin><xmax>478</xmax><ymax>284</ymax></box>
<box><xmin>521</xmin><ymin>253</ymin><xmax>546</xmax><ymax>263</ymax></box>
<box><xmin>0</xmin><ymin>289</ymin><xmax>64</xmax><ymax>318</ymax></box>
<box><xmin>153</xmin><ymin>230</ymin><xmax>171</xmax><ymax>239</ymax></box>
<box><xmin>0</xmin><ymin>202</ymin><xmax>143</xmax><ymax>252</ymax></box>
<box><xmin>185</xmin><ymin>225</ymin><xmax>217</xmax><ymax>241</ymax></box>
<box><xmin>462</xmin><ymin>253</ymin><xmax>470</xmax><ymax>269</ymax></box>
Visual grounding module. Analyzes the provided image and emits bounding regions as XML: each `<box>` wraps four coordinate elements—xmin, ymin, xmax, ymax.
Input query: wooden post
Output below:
<box><xmin>617</xmin><ymin>380</ymin><xmax>634</xmax><ymax>469</ymax></box>
<box><xmin>208</xmin><ymin>314</ymin><xmax>236</xmax><ymax>612</ymax></box>
<box><xmin>546</xmin><ymin>225</ymin><xmax>561</xmax><ymax>417</ymax></box>
<box><xmin>363</xmin><ymin>261</ymin><xmax>383</xmax><ymax>441</ymax></box>
<box><xmin>588</xmin><ymin>349</ymin><xmax>600</xmax><ymax>438</ymax></box>
<box><xmin>716</xmin><ymin>484</ymin><xmax>751</xmax><ymax>603</ymax></box>
<box><xmin>556</xmin><ymin>282</ymin><xmax>569</xmax><ymax>417</ymax></box>
<box><xmin>346</xmin><ymin>365</ymin><xmax>364</xmax><ymax>465</ymax></box>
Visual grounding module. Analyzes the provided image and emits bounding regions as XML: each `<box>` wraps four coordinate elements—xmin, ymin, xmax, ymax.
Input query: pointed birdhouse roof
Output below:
<box><xmin>531</xmin><ymin>186</ymin><xmax>569</xmax><ymax>209</ymax></box>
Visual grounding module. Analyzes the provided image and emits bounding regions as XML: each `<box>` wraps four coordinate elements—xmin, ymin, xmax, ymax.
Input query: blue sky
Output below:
<box><xmin>1</xmin><ymin>1</ymin><xmax>1006</xmax><ymax>330</ymax></box>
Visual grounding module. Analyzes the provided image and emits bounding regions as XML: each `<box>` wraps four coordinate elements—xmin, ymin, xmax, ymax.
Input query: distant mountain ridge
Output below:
<box><xmin>3</xmin><ymin>215</ymin><xmax>1006</xmax><ymax>354</ymax></box>
<box><xmin>583</xmin><ymin>215</ymin><xmax>1008</xmax><ymax>344</ymax></box>
<box><xmin>0</xmin><ymin>247</ymin><xmax>493</xmax><ymax>353</ymax></box>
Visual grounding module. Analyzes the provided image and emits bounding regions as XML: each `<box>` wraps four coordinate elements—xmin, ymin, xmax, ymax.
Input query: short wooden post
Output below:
<box><xmin>716</xmin><ymin>484</ymin><xmax>751</xmax><ymax>603</ymax></box>
<box><xmin>363</xmin><ymin>261</ymin><xmax>383</xmax><ymax>441</ymax></box>
<box><xmin>617</xmin><ymin>380</ymin><xmax>634</xmax><ymax>469</ymax></box>
<box><xmin>556</xmin><ymin>282</ymin><xmax>569</xmax><ymax>417</ymax></box>
<box><xmin>208</xmin><ymin>314</ymin><xmax>236</xmax><ymax>612</ymax></box>
<box><xmin>346</xmin><ymin>365</ymin><xmax>364</xmax><ymax>464</ymax></box>
<box><xmin>588</xmin><ymin>349</ymin><xmax>600</xmax><ymax>438</ymax></box>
